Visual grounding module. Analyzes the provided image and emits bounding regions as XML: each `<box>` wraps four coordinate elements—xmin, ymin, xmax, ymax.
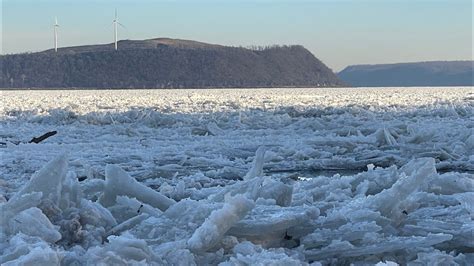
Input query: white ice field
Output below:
<box><xmin>0</xmin><ymin>87</ymin><xmax>473</xmax><ymax>265</ymax></box>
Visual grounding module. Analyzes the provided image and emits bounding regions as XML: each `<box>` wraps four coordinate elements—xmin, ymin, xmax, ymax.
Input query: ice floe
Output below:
<box><xmin>1</xmin><ymin>88</ymin><xmax>473</xmax><ymax>264</ymax></box>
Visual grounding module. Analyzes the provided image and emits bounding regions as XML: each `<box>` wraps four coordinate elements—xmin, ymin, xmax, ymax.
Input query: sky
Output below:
<box><xmin>1</xmin><ymin>0</ymin><xmax>472</xmax><ymax>71</ymax></box>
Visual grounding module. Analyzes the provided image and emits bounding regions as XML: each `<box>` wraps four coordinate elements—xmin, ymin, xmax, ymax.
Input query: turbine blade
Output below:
<box><xmin>118</xmin><ymin>22</ymin><xmax>126</xmax><ymax>29</ymax></box>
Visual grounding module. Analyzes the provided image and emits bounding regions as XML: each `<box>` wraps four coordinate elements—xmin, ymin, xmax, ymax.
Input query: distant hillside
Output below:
<box><xmin>0</xmin><ymin>38</ymin><xmax>343</xmax><ymax>88</ymax></box>
<box><xmin>338</xmin><ymin>61</ymin><xmax>473</xmax><ymax>87</ymax></box>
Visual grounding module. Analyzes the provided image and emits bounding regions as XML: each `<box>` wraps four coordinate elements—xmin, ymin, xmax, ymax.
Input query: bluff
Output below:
<box><xmin>338</xmin><ymin>61</ymin><xmax>473</xmax><ymax>87</ymax></box>
<box><xmin>1</xmin><ymin>38</ymin><xmax>343</xmax><ymax>88</ymax></box>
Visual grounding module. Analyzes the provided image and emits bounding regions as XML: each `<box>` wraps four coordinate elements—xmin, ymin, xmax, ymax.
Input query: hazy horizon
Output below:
<box><xmin>2</xmin><ymin>0</ymin><xmax>472</xmax><ymax>71</ymax></box>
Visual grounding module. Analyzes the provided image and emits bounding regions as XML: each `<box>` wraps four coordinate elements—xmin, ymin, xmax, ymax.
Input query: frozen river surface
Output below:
<box><xmin>1</xmin><ymin>87</ymin><xmax>473</xmax><ymax>265</ymax></box>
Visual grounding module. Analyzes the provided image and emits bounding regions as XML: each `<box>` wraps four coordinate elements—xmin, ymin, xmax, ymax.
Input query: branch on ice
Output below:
<box><xmin>29</xmin><ymin>131</ymin><xmax>58</xmax><ymax>144</ymax></box>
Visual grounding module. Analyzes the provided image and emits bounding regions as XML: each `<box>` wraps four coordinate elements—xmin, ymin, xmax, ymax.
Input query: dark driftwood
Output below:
<box><xmin>29</xmin><ymin>131</ymin><xmax>57</xmax><ymax>144</ymax></box>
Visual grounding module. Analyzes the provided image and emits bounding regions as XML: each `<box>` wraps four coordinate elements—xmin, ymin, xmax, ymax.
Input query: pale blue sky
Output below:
<box><xmin>2</xmin><ymin>0</ymin><xmax>472</xmax><ymax>71</ymax></box>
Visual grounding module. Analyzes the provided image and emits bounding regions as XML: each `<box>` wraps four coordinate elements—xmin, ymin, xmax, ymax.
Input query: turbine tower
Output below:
<box><xmin>53</xmin><ymin>17</ymin><xmax>59</xmax><ymax>52</ymax></box>
<box><xmin>112</xmin><ymin>9</ymin><xmax>125</xmax><ymax>51</ymax></box>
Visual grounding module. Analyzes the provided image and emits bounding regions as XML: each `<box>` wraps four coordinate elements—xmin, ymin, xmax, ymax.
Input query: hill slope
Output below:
<box><xmin>0</xmin><ymin>38</ymin><xmax>343</xmax><ymax>88</ymax></box>
<box><xmin>338</xmin><ymin>61</ymin><xmax>473</xmax><ymax>87</ymax></box>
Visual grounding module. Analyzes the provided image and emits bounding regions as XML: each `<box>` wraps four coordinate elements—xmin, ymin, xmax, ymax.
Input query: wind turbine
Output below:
<box><xmin>112</xmin><ymin>9</ymin><xmax>125</xmax><ymax>50</ymax></box>
<box><xmin>53</xmin><ymin>17</ymin><xmax>59</xmax><ymax>52</ymax></box>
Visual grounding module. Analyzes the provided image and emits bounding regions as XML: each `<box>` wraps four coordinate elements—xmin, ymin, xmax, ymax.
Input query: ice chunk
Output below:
<box><xmin>59</xmin><ymin>245</ymin><xmax>86</xmax><ymax>265</ymax></box>
<box><xmin>424</xmin><ymin>172</ymin><xmax>474</xmax><ymax>195</ymax></box>
<box><xmin>191</xmin><ymin>122</ymin><xmax>224</xmax><ymax>136</ymax></box>
<box><xmin>383</xmin><ymin>128</ymin><xmax>397</xmax><ymax>146</ymax></box>
<box><xmin>9</xmin><ymin>207</ymin><xmax>61</xmax><ymax>243</ymax></box>
<box><xmin>59</xmin><ymin>171</ymin><xmax>82</xmax><ymax>210</ymax></box>
<box><xmin>402</xmin><ymin>204</ymin><xmax>473</xmax><ymax>248</ymax></box>
<box><xmin>375</xmin><ymin>261</ymin><xmax>398</xmax><ymax>266</ymax></box>
<box><xmin>220</xmin><ymin>241</ymin><xmax>305</xmax><ymax>266</ymax></box>
<box><xmin>243</xmin><ymin>146</ymin><xmax>266</xmax><ymax>180</ymax></box>
<box><xmin>453</xmin><ymin>192</ymin><xmax>474</xmax><ymax>217</ymax></box>
<box><xmin>191</xmin><ymin>127</ymin><xmax>210</xmax><ymax>136</ymax></box>
<box><xmin>128</xmin><ymin>199</ymin><xmax>219</xmax><ymax>244</ymax></box>
<box><xmin>3</xmin><ymin>246</ymin><xmax>60</xmax><ymax>266</ymax></box>
<box><xmin>108</xmin><ymin>195</ymin><xmax>162</xmax><ymax>223</ymax></box>
<box><xmin>229</xmin><ymin>205</ymin><xmax>319</xmax><ymax>247</ymax></box>
<box><xmin>80</xmin><ymin>199</ymin><xmax>117</xmax><ymax>229</ymax></box>
<box><xmin>209</xmin><ymin>177</ymin><xmax>293</xmax><ymax>207</ymax></box>
<box><xmin>187</xmin><ymin>195</ymin><xmax>254</xmax><ymax>253</ymax></box>
<box><xmin>0</xmin><ymin>192</ymin><xmax>42</xmax><ymax>228</ymax></box>
<box><xmin>364</xmin><ymin>157</ymin><xmax>436</xmax><ymax>221</ymax></box>
<box><xmin>465</xmin><ymin>133</ymin><xmax>474</xmax><ymax>150</ymax></box>
<box><xmin>408</xmin><ymin>249</ymin><xmax>466</xmax><ymax>265</ymax></box>
<box><xmin>0</xmin><ymin>195</ymin><xmax>7</xmax><ymax>204</ymax></box>
<box><xmin>80</xmin><ymin>178</ymin><xmax>105</xmax><ymax>200</ymax></box>
<box><xmin>161</xmin><ymin>248</ymin><xmax>196</xmax><ymax>265</ymax></box>
<box><xmin>85</xmin><ymin>232</ymin><xmax>157</xmax><ymax>264</ymax></box>
<box><xmin>373</xmin><ymin>128</ymin><xmax>398</xmax><ymax>146</ymax></box>
<box><xmin>99</xmin><ymin>164</ymin><xmax>176</xmax><ymax>211</ymax></box>
<box><xmin>304</xmin><ymin>233</ymin><xmax>452</xmax><ymax>261</ymax></box>
<box><xmin>209</xmin><ymin>177</ymin><xmax>265</xmax><ymax>202</ymax></box>
<box><xmin>10</xmin><ymin>154</ymin><xmax>68</xmax><ymax>205</ymax></box>
<box><xmin>164</xmin><ymin>198</ymin><xmax>218</xmax><ymax>223</ymax></box>
<box><xmin>1</xmin><ymin>234</ymin><xmax>60</xmax><ymax>266</ymax></box>
<box><xmin>207</xmin><ymin>122</ymin><xmax>224</xmax><ymax>136</ymax></box>
<box><xmin>302</xmin><ymin>221</ymin><xmax>382</xmax><ymax>249</ymax></box>
<box><xmin>107</xmin><ymin>213</ymin><xmax>150</xmax><ymax>236</ymax></box>
<box><xmin>150</xmin><ymin>240</ymin><xmax>195</xmax><ymax>265</ymax></box>
<box><xmin>257</xmin><ymin>179</ymin><xmax>293</xmax><ymax>207</ymax></box>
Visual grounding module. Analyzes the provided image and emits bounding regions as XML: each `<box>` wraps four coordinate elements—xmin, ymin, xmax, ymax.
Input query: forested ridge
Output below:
<box><xmin>338</xmin><ymin>61</ymin><xmax>473</xmax><ymax>87</ymax></box>
<box><xmin>1</xmin><ymin>38</ymin><xmax>343</xmax><ymax>88</ymax></box>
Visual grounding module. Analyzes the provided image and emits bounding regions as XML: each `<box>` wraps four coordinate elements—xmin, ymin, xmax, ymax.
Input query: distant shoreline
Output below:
<box><xmin>338</xmin><ymin>61</ymin><xmax>473</xmax><ymax>87</ymax></box>
<box><xmin>1</xmin><ymin>85</ymin><xmax>471</xmax><ymax>91</ymax></box>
